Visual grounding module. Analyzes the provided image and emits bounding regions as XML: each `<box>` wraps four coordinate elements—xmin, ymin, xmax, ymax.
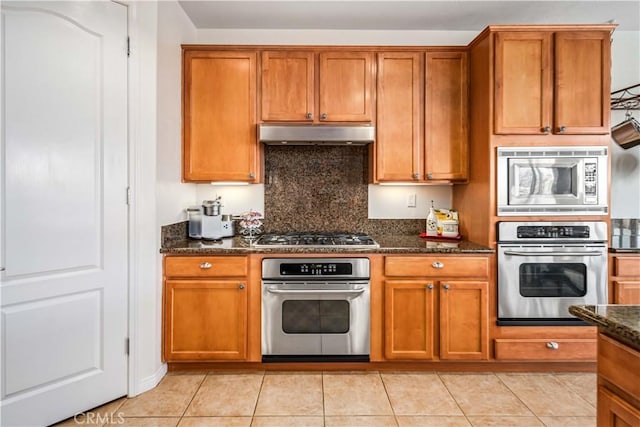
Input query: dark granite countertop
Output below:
<box><xmin>569</xmin><ymin>305</ymin><xmax>640</xmax><ymax>351</ymax></box>
<box><xmin>160</xmin><ymin>234</ymin><xmax>494</xmax><ymax>255</ymax></box>
<box><xmin>609</xmin><ymin>236</ymin><xmax>640</xmax><ymax>253</ymax></box>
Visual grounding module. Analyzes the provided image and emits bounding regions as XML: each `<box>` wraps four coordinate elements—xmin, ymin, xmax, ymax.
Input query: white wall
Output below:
<box><xmin>157</xmin><ymin>1</ymin><xmax>198</xmax><ymax>226</ymax></box>
<box><xmin>368</xmin><ymin>184</ymin><xmax>452</xmax><ymax>218</ymax></box>
<box><xmin>610</xmin><ymin>31</ymin><xmax>640</xmax><ymax>218</ymax></box>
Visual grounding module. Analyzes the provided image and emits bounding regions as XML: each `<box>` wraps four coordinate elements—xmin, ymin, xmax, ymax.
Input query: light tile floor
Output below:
<box><xmin>54</xmin><ymin>371</ymin><xmax>596</xmax><ymax>427</ymax></box>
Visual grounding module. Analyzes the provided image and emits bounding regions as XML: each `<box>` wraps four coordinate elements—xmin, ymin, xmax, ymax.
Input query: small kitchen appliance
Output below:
<box><xmin>201</xmin><ymin>198</ymin><xmax>224</xmax><ymax>240</ymax></box>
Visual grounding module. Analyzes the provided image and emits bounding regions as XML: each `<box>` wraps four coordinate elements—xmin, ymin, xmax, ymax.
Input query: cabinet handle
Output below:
<box><xmin>320</xmin><ymin>113</ymin><xmax>327</xmax><ymax>120</ymax></box>
<box><xmin>558</xmin><ymin>126</ymin><xmax>566</xmax><ymax>133</ymax></box>
<box><xmin>305</xmin><ymin>112</ymin><xmax>313</xmax><ymax>120</ymax></box>
<box><xmin>432</xmin><ymin>261</ymin><xmax>444</xmax><ymax>269</ymax></box>
<box><xmin>542</xmin><ymin>126</ymin><xmax>551</xmax><ymax>133</ymax></box>
<box><xmin>248</xmin><ymin>172</ymin><xmax>255</xmax><ymax>179</ymax></box>
<box><xmin>412</xmin><ymin>172</ymin><xmax>420</xmax><ymax>180</ymax></box>
<box><xmin>426</xmin><ymin>173</ymin><xmax>433</xmax><ymax>180</ymax></box>
<box><xmin>427</xmin><ymin>283</ymin><xmax>434</xmax><ymax>290</ymax></box>
<box><xmin>546</xmin><ymin>341</ymin><xmax>559</xmax><ymax>350</ymax></box>
<box><xmin>200</xmin><ymin>262</ymin><xmax>212</xmax><ymax>269</ymax></box>
<box><xmin>443</xmin><ymin>283</ymin><xmax>450</xmax><ymax>290</ymax></box>
<box><xmin>238</xmin><ymin>283</ymin><xmax>245</xmax><ymax>290</ymax></box>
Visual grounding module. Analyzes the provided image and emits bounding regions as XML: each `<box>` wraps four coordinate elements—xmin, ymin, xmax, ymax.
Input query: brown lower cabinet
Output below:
<box><xmin>597</xmin><ymin>333</ymin><xmax>640</xmax><ymax>427</ymax></box>
<box><xmin>383</xmin><ymin>255</ymin><xmax>490</xmax><ymax>360</ymax></box>
<box><xmin>163</xmin><ymin>256</ymin><xmax>250</xmax><ymax>361</ymax></box>
<box><xmin>609</xmin><ymin>254</ymin><xmax>640</xmax><ymax>304</ymax></box>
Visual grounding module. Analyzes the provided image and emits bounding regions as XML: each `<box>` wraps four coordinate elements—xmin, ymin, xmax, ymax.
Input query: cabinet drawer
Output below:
<box><xmin>165</xmin><ymin>256</ymin><xmax>248</xmax><ymax>278</ymax></box>
<box><xmin>614</xmin><ymin>256</ymin><xmax>640</xmax><ymax>277</ymax></box>
<box><xmin>598</xmin><ymin>333</ymin><xmax>640</xmax><ymax>399</ymax></box>
<box><xmin>385</xmin><ymin>256</ymin><xmax>489</xmax><ymax>278</ymax></box>
<box><xmin>494</xmin><ymin>338</ymin><xmax>596</xmax><ymax>361</ymax></box>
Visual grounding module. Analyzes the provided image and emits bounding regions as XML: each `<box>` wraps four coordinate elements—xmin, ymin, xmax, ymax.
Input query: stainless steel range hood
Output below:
<box><xmin>259</xmin><ymin>124</ymin><xmax>375</xmax><ymax>145</ymax></box>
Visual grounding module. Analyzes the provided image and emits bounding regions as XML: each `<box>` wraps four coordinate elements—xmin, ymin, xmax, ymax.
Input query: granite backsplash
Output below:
<box><xmin>263</xmin><ymin>144</ymin><xmax>423</xmax><ymax>235</ymax></box>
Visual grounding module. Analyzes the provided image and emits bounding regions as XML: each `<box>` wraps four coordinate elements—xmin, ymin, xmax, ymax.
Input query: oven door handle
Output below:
<box><xmin>503</xmin><ymin>250</ymin><xmax>603</xmax><ymax>257</ymax></box>
<box><xmin>266</xmin><ymin>287</ymin><xmax>366</xmax><ymax>295</ymax></box>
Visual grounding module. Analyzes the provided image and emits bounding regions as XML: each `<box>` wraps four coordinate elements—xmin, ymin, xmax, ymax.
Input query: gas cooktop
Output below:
<box><xmin>252</xmin><ymin>232</ymin><xmax>380</xmax><ymax>249</ymax></box>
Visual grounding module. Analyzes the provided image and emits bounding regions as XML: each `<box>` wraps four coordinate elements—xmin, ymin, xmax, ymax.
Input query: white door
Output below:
<box><xmin>1</xmin><ymin>1</ymin><xmax>129</xmax><ymax>425</ymax></box>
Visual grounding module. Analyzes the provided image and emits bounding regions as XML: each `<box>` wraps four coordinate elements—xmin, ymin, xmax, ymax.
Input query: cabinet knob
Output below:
<box><xmin>412</xmin><ymin>173</ymin><xmax>420</xmax><ymax>180</ymax></box>
<box><xmin>426</xmin><ymin>173</ymin><xmax>433</xmax><ymax>180</ymax></box>
<box><xmin>546</xmin><ymin>341</ymin><xmax>559</xmax><ymax>350</ymax></box>
<box><xmin>320</xmin><ymin>113</ymin><xmax>327</xmax><ymax>120</ymax></box>
<box><xmin>558</xmin><ymin>126</ymin><xmax>566</xmax><ymax>133</ymax></box>
<box><xmin>248</xmin><ymin>172</ymin><xmax>255</xmax><ymax>179</ymax></box>
<box><xmin>443</xmin><ymin>283</ymin><xmax>450</xmax><ymax>290</ymax></box>
<box><xmin>305</xmin><ymin>112</ymin><xmax>313</xmax><ymax>120</ymax></box>
<box><xmin>238</xmin><ymin>283</ymin><xmax>245</xmax><ymax>290</ymax></box>
<box><xmin>542</xmin><ymin>126</ymin><xmax>551</xmax><ymax>133</ymax></box>
<box><xmin>427</xmin><ymin>283</ymin><xmax>434</xmax><ymax>290</ymax></box>
<box><xmin>432</xmin><ymin>261</ymin><xmax>444</xmax><ymax>269</ymax></box>
<box><xmin>200</xmin><ymin>262</ymin><xmax>212</xmax><ymax>269</ymax></box>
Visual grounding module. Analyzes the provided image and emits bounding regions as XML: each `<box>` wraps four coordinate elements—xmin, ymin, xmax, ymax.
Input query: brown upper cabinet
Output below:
<box><xmin>261</xmin><ymin>50</ymin><xmax>374</xmax><ymax>122</ymax></box>
<box><xmin>183</xmin><ymin>49</ymin><xmax>258</xmax><ymax>182</ymax></box>
<box><xmin>376</xmin><ymin>51</ymin><xmax>468</xmax><ymax>183</ymax></box>
<box><xmin>494</xmin><ymin>30</ymin><xmax>611</xmax><ymax>135</ymax></box>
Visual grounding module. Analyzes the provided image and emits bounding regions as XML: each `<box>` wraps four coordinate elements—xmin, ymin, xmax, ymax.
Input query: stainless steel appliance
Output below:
<box><xmin>259</xmin><ymin>124</ymin><xmax>375</xmax><ymax>145</ymax></box>
<box><xmin>497</xmin><ymin>221</ymin><xmax>608</xmax><ymax>325</ymax></box>
<box><xmin>201</xmin><ymin>198</ymin><xmax>224</xmax><ymax>240</ymax></box>
<box><xmin>497</xmin><ymin>146</ymin><xmax>608</xmax><ymax>216</ymax></box>
<box><xmin>253</xmin><ymin>232</ymin><xmax>380</xmax><ymax>249</ymax></box>
<box><xmin>262</xmin><ymin>257</ymin><xmax>370</xmax><ymax>362</ymax></box>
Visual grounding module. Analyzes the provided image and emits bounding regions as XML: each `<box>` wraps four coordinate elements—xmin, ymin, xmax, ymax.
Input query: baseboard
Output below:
<box><xmin>132</xmin><ymin>363</ymin><xmax>167</xmax><ymax>397</ymax></box>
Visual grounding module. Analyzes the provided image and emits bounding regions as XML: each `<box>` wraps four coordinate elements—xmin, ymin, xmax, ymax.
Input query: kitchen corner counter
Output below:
<box><xmin>569</xmin><ymin>305</ymin><xmax>640</xmax><ymax>352</ymax></box>
<box><xmin>160</xmin><ymin>234</ymin><xmax>494</xmax><ymax>255</ymax></box>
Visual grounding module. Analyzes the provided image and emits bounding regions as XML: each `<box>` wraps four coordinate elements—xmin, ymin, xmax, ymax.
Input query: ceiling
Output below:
<box><xmin>178</xmin><ymin>1</ymin><xmax>640</xmax><ymax>31</ymax></box>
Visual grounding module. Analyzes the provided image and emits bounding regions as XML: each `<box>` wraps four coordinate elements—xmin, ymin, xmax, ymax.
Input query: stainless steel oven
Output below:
<box><xmin>261</xmin><ymin>257</ymin><xmax>370</xmax><ymax>362</ymax></box>
<box><xmin>497</xmin><ymin>146</ymin><xmax>608</xmax><ymax>216</ymax></box>
<box><xmin>497</xmin><ymin>222</ymin><xmax>608</xmax><ymax>325</ymax></box>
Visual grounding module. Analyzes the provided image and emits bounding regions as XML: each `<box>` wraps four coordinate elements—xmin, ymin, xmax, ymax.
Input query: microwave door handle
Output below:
<box><xmin>266</xmin><ymin>288</ymin><xmax>366</xmax><ymax>295</ymax></box>
<box><xmin>503</xmin><ymin>250</ymin><xmax>603</xmax><ymax>257</ymax></box>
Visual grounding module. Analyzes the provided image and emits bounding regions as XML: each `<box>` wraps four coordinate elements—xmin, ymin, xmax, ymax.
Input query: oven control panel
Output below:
<box><xmin>516</xmin><ymin>225</ymin><xmax>591</xmax><ymax>239</ymax></box>
<box><xmin>280</xmin><ymin>263</ymin><xmax>353</xmax><ymax>276</ymax></box>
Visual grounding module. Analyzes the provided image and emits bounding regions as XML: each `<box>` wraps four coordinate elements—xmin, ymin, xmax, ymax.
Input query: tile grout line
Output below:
<box><xmin>552</xmin><ymin>371</ymin><xmax>597</xmax><ymax>410</ymax></box>
<box><xmin>436</xmin><ymin>371</ymin><xmax>475</xmax><ymax>426</ymax></box>
<box><xmin>321</xmin><ymin>370</ymin><xmax>326</xmax><ymax>426</ymax></box>
<box><xmin>250</xmin><ymin>370</ymin><xmax>267</xmax><ymax>423</ymax></box>
<box><xmin>177</xmin><ymin>373</ymin><xmax>208</xmax><ymax>424</ymax></box>
<box><xmin>494</xmin><ymin>371</ymin><xmax>549</xmax><ymax>425</ymax></box>
<box><xmin>377</xmin><ymin>371</ymin><xmax>400</xmax><ymax>427</ymax></box>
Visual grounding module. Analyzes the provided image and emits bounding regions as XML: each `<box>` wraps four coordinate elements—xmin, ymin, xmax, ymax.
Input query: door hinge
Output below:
<box><xmin>127</xmin><ymin>37</ymin><xmax>130</xmax><ymax>57</ymax></box>
<box><xmin>125</xmin><ymin>338</ymin><xmax>130</xmax><ymax>356</ymax></box>
<box><xmin>126</xmin><ymin>187</ymin><xmax>131</xmax><ymax>205</ymax></box>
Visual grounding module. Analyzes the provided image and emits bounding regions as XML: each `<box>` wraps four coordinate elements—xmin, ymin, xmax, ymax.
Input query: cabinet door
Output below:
<box><xmin>319</xmin><ymin>51</ymin><xmax>374</xmax><ymax>122</ymax></box>
<box><xmin>164</xmin><ymin>280</ymin><xmax>247</xmax><ymax>361</ymax></box>
<box><xmin>598</xmin><ymin>386</ymin><xmax>640</xmax><ymax>427</ymax></box>
<box><xmin>183</xmin><ymin>50</ymin><xmax>257</xmax><ymax>182</ymax></box>
<box><xmin>439</xmin><ymin>281</ymin><xmax>488</xmax><ymax>360</ymax></box>
<box><xmin>494</xmin><ymin>32</ymin><xmax>552</xmax><ymax>134</ymax></box>
<box><xmin>261</xmin><ymin>51</ymin><xmax>315</xmax><ymax>121</ymax></box>
<box><xmin>425</xmin><ymin>52</ymin><xmax>468</xmax><ymax>181</ymax></box>
<box><xmin>554</xmin><ymin>31</ymin><xmax>610</xmax><ymax>135</ymax></box>
<box><xmin>614</xmin><ymin>281</ymin><xmax>640</xmax><ymax>304</ymax></box>
<box><xmin>384</xmin><ymin>280</ymin><xmax>435</xmax><ymax>360</ymax></box>
<box><xmin>375</xmin><ymin>52</ymin><xmax>422</xmax><ymax>182</ymax></box>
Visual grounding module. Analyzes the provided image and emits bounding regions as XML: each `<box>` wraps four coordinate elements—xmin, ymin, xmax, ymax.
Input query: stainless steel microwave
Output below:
<box><xmin>497</xmin><ymin>146</ymin><xmax>608</xmax><ymax>216</ymax></box>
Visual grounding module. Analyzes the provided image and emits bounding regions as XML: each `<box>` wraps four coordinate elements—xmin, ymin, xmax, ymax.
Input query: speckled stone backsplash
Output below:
<box><xmin>263</xmin><ymin>145</ymin><xmax>422</xmax><ymax>235</ymax></box>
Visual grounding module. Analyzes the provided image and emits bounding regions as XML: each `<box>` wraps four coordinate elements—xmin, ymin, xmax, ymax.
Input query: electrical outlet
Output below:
<box><xmin>407</xmin><ymin>193</ymin><xmax>417</xmax><ymax>208</ymax></box>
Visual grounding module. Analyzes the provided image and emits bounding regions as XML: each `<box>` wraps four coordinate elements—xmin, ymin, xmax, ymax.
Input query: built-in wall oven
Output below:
<box><xmin>261</xmin><ymin>257</ymin><xmax>370</xmax><ymax>362</ymax></box>
<box><xmin>497</xmin><ymin>222</ymin><xmax>608</xmax><ymax>325</ymax></box>
<box><xmin>497</xmin><ymin>146</ymin><xmax>608</xmax><ymax>216</ymax></box>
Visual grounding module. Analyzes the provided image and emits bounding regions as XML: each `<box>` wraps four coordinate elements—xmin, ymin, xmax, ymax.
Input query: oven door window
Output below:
<box><xmin>519</xmin><ymin>263</ymin><xmax>587</xmax><ymax>297</ymax></box>
<box><xmin>281</xmin><ymin>300</ymin><xmax>349</xmax><ymax>334</ymax></box>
